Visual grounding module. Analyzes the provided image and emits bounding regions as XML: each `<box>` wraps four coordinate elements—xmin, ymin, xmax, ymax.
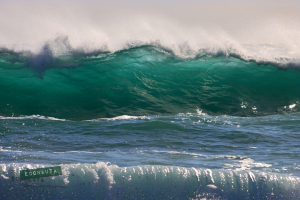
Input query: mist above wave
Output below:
<box><xmin>0</xmin><ymin>0</ymin><xmax>300</xmax><ymax>62</ymax></box>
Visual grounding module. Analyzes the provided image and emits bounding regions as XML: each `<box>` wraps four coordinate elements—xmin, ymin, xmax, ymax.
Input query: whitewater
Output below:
<box><xmin>1</xmin><ymin>0</ymin><xmax>300</xmax><ymax>199</ymax></box>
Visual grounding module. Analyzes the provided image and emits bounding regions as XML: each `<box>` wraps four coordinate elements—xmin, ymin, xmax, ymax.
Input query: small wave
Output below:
<box><xmin>0</xmin><ymin>115</ymin><xmax>66</xmax><ymax>121</ymax></box>
<box><xmin>1</xmin><ymin>162</ymin><xmax>299</xmax><ymax>199</ymax></box>
<box><xmin>88</xmin><ymin>115</ymin><xmax>152</xmax><ymax>121</ymax></box>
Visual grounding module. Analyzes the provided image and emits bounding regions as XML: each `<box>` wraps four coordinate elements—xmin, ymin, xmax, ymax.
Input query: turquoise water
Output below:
<box><xmin>1</xmin><ymin>46</ymin><xmax>300</xmax><ymax>199</ymax></box>
<box><xmin>1</xmin><ymin>46</ymin><xmax>299</xmax><ymax>119</ymax></box>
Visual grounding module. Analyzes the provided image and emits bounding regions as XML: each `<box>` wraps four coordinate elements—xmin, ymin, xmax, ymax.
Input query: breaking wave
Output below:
<box><xmin>0</xmin><ymin>44</ymin><xmax>300</xmax><ymax>120</ymax></box>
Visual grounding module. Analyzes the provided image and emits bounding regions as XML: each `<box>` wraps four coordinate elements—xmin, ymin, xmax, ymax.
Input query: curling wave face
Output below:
<box><xmin>0</xmin><ymin>45</ymin><xmax>300</xmax><ymax>120</ymax></box>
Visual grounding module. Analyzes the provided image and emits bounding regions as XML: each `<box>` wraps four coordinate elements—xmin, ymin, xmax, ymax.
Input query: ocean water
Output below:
<box><xmin>1</xmin><ymin>0</ymin><xmax>300</xmax><ymax>199</ymax></box>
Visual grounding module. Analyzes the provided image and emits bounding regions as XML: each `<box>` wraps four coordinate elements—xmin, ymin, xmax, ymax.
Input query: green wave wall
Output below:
<box><xmin>0</xmin><ymin>46</ymin><xmax>300</xmax><ymax>120</ymax></box>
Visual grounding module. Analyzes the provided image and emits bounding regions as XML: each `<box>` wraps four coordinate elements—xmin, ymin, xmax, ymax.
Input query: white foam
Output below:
<box><xmin>289</xmin><ymin>104</ymin><xmax>296</xmax><ymax>109</ymax></box>
<box><xmin>0</xmin><ymin>146</ymin><xmax>22</xmax><ymax>153</ymax></box>
<box><xmin>206</xmin><ymin>184</ymin><xmax>218</xmax><ymax>189</ymax></box>
<box><xmin>223</xmin><ymin>158</ymin><xmax>272</xmax><ymax>171</ymax></box>
<box><xmin>0</xmin><ymin>115</ymin><xmax>66</xmax><ymax>121</ymax></box>
<box><xmin>87</xmin><ymin>115</ymin><xmax>152</xmax><ymax>121</ymax></box>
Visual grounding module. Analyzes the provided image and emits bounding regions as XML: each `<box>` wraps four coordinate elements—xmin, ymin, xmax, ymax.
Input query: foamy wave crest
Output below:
<box><xmin>1</xmin><ymin>162</ymin><xmax>300</xmax><ymax>199</ymax></box>
<box><xmin>0</xmin><ymin>115</ymin><xmax>66</xmax><ymax>121</ymax></box>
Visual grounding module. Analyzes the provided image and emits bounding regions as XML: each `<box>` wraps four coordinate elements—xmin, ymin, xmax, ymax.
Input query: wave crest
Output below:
<box><xmin>1</xmin><ymin>162</ymin><xmax>300</xmax><ymax>199</ymax></box>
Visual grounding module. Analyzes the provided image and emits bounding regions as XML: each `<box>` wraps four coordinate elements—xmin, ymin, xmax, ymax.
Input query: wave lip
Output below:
<box><xmin>3</xmin><ymin>38</ymin><xmax>300</xmax><ymax>68</ymax></box>
<box><xmin>1</xmin><ymin>0</ymin><xmax>300</xmax><ymax>59</ymax></box>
